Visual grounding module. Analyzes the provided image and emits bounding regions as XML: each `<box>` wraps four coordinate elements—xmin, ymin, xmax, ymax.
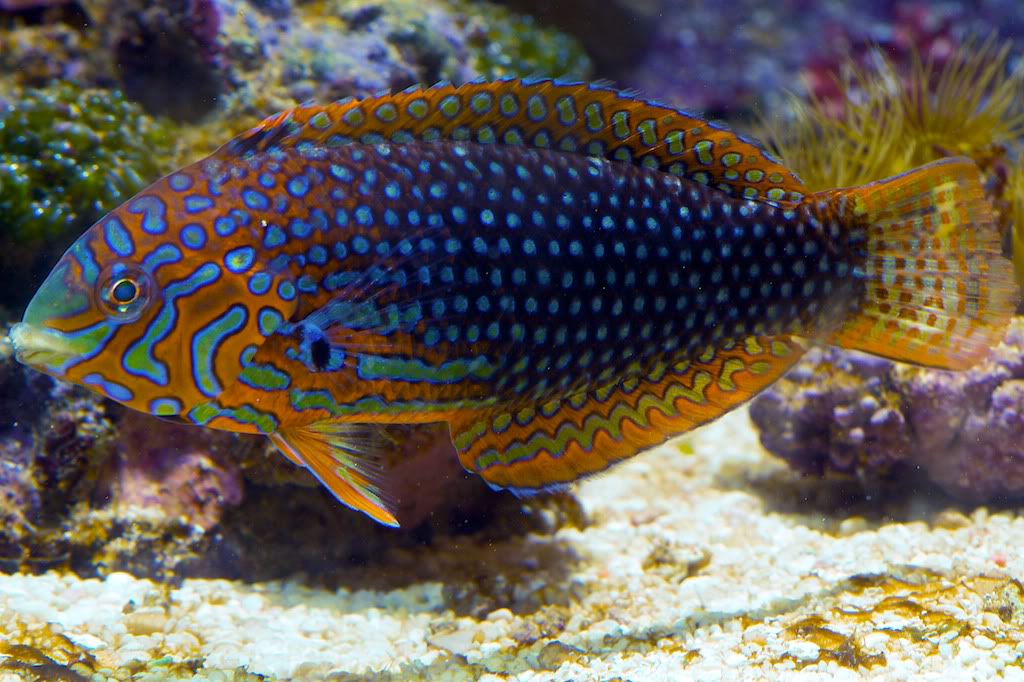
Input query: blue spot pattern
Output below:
<box><xmin>257</xmin><ymin>139</ymin><xmax>849</xmax><ymax>406</ymax></box>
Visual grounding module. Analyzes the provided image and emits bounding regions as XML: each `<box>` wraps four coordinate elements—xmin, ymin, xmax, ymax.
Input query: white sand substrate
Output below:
<box><xmin>0</xmin><ymin>408</ymin><xmax>1023</xmax><ymax>680</ymax></box>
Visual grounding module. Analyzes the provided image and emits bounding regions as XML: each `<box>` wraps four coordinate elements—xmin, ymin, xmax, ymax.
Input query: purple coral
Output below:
<box><xmin>96</xmin><ymin>0</ymin><xmax>228</xmax><ymax>121</ymax></box>
<box><xmin>749</xmin><ymin>318</ymin><xmax>1024</xmax><ymax>502</ymax></box>
<box><xmin>101</xmin><ymin>415</ymin><xmax>246</xmax><ymax>531</ymax></box>
<box><xmin>615</xmin><ymin>0</ymin><xmax>1024</xmax><ymax>117</ymax></box>
<box><xmin>0</xmin><ymin>345</ymin><xmax>115</xmax><ymax>545</ymax></box>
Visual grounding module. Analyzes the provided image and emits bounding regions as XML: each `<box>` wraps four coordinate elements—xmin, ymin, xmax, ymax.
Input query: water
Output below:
<box><xmin>0</xmin><ymin>0</ymin><xmax>1023</xmax><ymax>679</ymax></box>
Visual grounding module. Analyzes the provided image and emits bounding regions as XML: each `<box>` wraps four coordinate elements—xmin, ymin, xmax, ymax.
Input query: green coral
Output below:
<box><xmin>456</xmin><ymin>0</ymin><xmax>592</xmax><ymax>80</ymax></box>
<box><xmin>0</xmin><ymin>82</ymin><xmax>173</xmax><ymax>301</ymax></box>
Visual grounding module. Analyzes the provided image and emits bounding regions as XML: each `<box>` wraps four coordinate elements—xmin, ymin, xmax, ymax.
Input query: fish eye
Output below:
<box><xmin>96</xmin><ymin>264</ymin><xmax>153</xmax><ymax>322</ymax></box>
<box><xmin>110</xmin><ymin>278</ymin><xmax>139</xmax><ymax>304</ymax></box>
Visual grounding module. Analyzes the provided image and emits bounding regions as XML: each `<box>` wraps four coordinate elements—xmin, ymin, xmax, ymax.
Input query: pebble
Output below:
<box><xmin>486</xmin><ymin>608</ymin><xmax>513</xmax><ymax>622</ymax></box>
<box><xmin>125</xmin><ymin>608</ymin><xmax>168</xmax><ymax>636</ymax></box>
<box><xmin>786</xmin><ymin>640</ymin><xmax>820</xmax><ymax>661</ymax></box>
<box><xmin>958</xmin><ymin>642</ymin><xmax>980</xmax><ymax>664</ymax></box>
<box><xmin>862</xmin><ymin>631</ymin><xmax>888</xmax><ymax>650</ymax></box>
<box><xmin>427</xmin><ymin>629</ymin><xmax>477</xmax><ymax>656</ymax></box>
<box><xmin>974</xmin><ymin>634</ymin><xmax>996</xmax><ymax>650</ymax></box>
<box><xmin>66</xmin><ymin>632</ymin><xmax>108</xmax><ymax>651</ymax></box>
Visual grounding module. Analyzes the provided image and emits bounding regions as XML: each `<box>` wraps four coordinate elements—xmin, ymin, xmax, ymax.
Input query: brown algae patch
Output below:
<box><xmin>774</xmin><ymin>569</ymin><xmax>1024</xmax><ymax>671</ymax></box>
<box><xmin>783</xmin><ymin>616</ymin><xmax>887</xmax><ymax>669</ymax></box>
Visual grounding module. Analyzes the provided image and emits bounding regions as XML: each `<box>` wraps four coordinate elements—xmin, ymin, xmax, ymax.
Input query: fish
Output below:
<box><xmin>9</xmin><ymin>78</ymin><xmax>1017</xmax><ymax>527</ymax></box>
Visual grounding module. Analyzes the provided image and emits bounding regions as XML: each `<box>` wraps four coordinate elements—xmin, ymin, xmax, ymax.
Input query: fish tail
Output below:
<box><xmin>825</xmin><ymin>157</ymin><xmax>1017</xmax><ymax>370</ymax></box>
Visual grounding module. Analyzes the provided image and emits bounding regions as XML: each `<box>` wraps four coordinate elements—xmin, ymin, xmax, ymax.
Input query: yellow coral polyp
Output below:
<box><xmin>760</xmin><ymin>35</ymin><xmax>1024</xmax><ymax>192</ymax></box>
<box><xmin>759</xmin><ymin>35</ymin><xmax>1024</xmax><ymax>293</ymax></box>
<box><xmin>901</xmin><ymin>35</ymin><xmax>1024</xmax><ymax>161</ymax></box>
<box><xmin>1010</xmin><ymin>161</ymin><xmax>1024</xmax><ymax>290</ymax></box>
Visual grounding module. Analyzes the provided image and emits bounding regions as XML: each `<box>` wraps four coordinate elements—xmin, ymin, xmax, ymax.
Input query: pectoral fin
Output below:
<box><xmin>270</xmin><ymin>421</ymin><xmax>400</xmax><ymax>527</ymax></box>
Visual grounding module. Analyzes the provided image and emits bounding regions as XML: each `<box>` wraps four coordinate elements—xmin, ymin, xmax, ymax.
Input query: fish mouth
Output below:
<box><xmin>9</xmin><ymin>322</ymin><xmax>77</xmax><ymax>372</ymax></box>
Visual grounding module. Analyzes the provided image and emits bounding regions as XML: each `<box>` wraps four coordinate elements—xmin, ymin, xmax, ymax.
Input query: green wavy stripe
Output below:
<box><xmin>474</xmin><ymin>369</ymin><xmax>718</xmax><ymax>471</ymax></box>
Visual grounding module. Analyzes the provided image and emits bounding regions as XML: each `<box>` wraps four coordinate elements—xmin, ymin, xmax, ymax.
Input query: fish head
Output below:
<box><xmin>10</xmin><ymin>167</ymin><xmax>298</xmax><ymax>420</ymax></box>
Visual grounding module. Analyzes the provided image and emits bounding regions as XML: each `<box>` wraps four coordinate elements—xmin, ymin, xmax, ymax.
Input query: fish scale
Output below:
<box><xmin>200</xmin><ymin>141</ymin><xmax>860</xmax><ymax>425</ymax></box>
<box><xmin>9</xmin><ymin>78</ymin><xmax>1016</xmax><ymax>526</ymax></box>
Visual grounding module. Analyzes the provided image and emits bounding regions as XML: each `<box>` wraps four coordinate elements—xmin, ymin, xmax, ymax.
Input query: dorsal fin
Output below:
<box><xmin>215</xmin><ymin>78</ymin><xmax>807</xmax><ymax>205</ymax></box>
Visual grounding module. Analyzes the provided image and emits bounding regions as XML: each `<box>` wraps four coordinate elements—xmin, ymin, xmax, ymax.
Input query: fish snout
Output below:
<box><xmin>9</xmin><ymin>322</ymin><xmax>77</xmax><ymax>372</ymax></box>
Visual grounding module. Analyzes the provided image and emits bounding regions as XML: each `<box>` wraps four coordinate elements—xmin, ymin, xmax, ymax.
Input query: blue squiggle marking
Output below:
<box><xmin>123</xmin><ymin>263</ymin><xmax>221</xmax><ymax>386</ymax></box>
<box><xmin>127</xmin><ymin>195</ymin><xmax>168</xmax><ymax>235</ymax></box>
<box><xmin>181</xmin><ymin>224</ymin><xmax>208</xmax><ymax>250</ymax></box>
<box><xmin>185</xmin><ymin>195</ymin><xmax>214</xmax><ymax>213</ymax></box>
<box><xmin>83</xmin><ymin>372</ymin><xmax>134</xmax><ymax>402</ymax></box>
<box><xmin>168</xmin><ymin>173</ymin><xmax>193</xmax><ymax>192</ymax></box>
<box><xmin>238</xmin><ymin>360</ymin><xmax>292</xmax><ymax>391</ymax></box>
<box><xmin>214</xmin><ymin>216</ymin><xmax>237</xmax><ymax>237</ymax></box>
<box><xmin>191</xmin><ymin>304</ymin><xmax>247</xmax><ymax>398</ymax></box>
<box><xmin>257</xmin><ymin>308</ymin><xmax>284</xmax><ymax>336</ymax></box>
<box><xmin>48</xmin><ymin>321</ymin><xmax>116</xmax><ymax>376</ymax></box>
<box><xmin>225</xmin><ymin>246</ymin><xmax>255</xmax><ymax>273</ymax></box>
<box><xmin>70</xmin><ymin>237</ymin><xmax>100</xmax><ymax>285</ymax></box>
<box><xmin>149</xmin><ymin>397</ymin><xmax>184</xmax><ymax>416</ymax></box>
<box><xmin>142</xmin><ymin>243</ymin><xmax>183</xmax><ymax>273</ymax></box>
<box><xmin>103</xmin><ymin>218</ymin><xmax>134</xmax><ymax>257</ymax></box>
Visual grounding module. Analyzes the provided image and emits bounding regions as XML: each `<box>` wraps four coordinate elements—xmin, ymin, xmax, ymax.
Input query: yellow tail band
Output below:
<box><xmin>826</xmin><ymin>157</ymin><xmax>1017</xmax><ymax>370</ymax></box>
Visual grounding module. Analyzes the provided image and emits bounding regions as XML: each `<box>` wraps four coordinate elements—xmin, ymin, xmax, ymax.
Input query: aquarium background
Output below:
<box><xmin>0</xmin><ymin>0</ymin><xmax>1023</xmax><ymax>679</ymax></box>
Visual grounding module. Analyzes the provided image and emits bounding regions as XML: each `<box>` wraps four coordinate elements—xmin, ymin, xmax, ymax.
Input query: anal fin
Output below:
<box><xmin>270</xmin><ymin>422</ymin><xmax>400</xmax><ymax>527</ymax></box>
<box><xmin>450</xmin><ymin>336</ymin><xmax>803</xmax><ymax>493</ymax></box>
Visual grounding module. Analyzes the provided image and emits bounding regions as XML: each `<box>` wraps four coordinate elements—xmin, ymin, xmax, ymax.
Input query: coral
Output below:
<box><xmin>89</xmin><ymin>0</ymin><xmax>227</xmax><ymax>122</ymax></box>
<box><xmin>0</xmin><ymin>335</ymin><xmax>116</xmax><ymax>563</ymax></box>
<box><xmin>99</xmin><ymin>414</ymin><xmax>248</xmax><ymax>532</ymax></box>
<box><xmin>452</xmin><ymin>0</ymin><xmax>591</xmax><ymax>80</ymax></box>
<box><xmin>0</xmin><ymin>0</ymin><xmax>73</xmax><ymax>9</ymax></box>
<box><xmin>758</xmin><ymin>35</ymin><xmax>1024</xmax><ymax>193</ymax></box>
<box><xmin>276</xmin><ymin>0</ymin><xmax>476</xmax><ymax>106</ymax></box>
<box><xmin>498</xmin><ymin>0</ymin><xmax>662</xmax><ymax>73</ymax></box>
<box><xmin>608</xmin><ymin>1</ymin><xmax>1024</xmax><ymax>121</ymax></box>
<box><xmin>0</xmin><ymin>23</ymin><xmax>88</xmax><ymax>87</ymax></box>
<box><xmin>78</xmin><ymin>0</ymin><xmax>590</xmax><ymax>127</ymax></box>
<box><xmin>0</xmin><ymin>82</ymin><xmax>174</xmax><ymax>304</ymax></box>
<box><xmin>749</xmin><ymin>318</ymin><xmax>1024</xmax><ymax>502</ymax></box>
<box><xmin>797</xmin><ymin>2</ymin><xmax>964</xmax><ymax>112</ymax></box>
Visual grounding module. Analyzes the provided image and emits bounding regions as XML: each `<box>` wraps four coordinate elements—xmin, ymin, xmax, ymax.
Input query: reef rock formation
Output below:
<box><xmin>750</xmin><ymin>317</ymin><xmax>1024</xmax><ymax>502</ymax></box>
<box><xmin>75</xmin><ymin>0</ymin><xmax>590</xmax><ymax>123</ymax></box>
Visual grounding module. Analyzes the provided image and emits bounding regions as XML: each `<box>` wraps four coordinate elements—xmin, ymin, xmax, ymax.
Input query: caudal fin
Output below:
<box><xmin>826</xmin><ymin>157</ymin><xmax>1017</xmax><ymax>370</ymax></box>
